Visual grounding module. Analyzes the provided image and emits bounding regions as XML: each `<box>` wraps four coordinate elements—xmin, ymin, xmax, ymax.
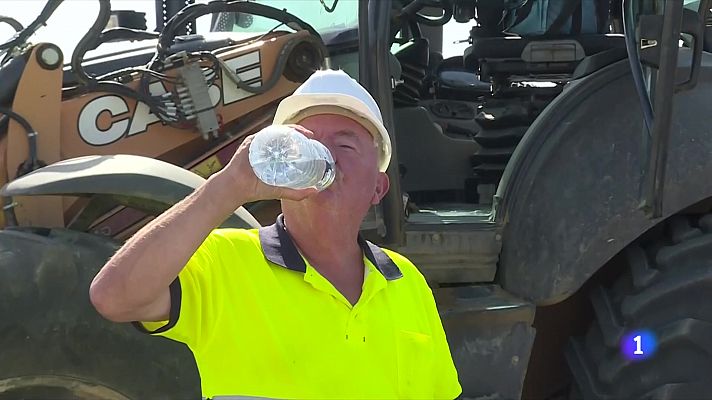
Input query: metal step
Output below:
<box><xmin>398</xmin><ymin>206</ymin><xmax>500</xmax><ymax>284</ymax></box>
<box><xmin>472</xmin><ymin>162</ymin><xmax>507</xmax><ymax>182</ymax></box>
<box><xmin>471</xmin><ymin>146</ymin><xmax>517</xmax><ymax>164</ymax></box>
<box><xmin>435</xmin><ymin>284</ymin><xmax>535</xmax><ymax>399</ymax></box>
<box><xmin>473</xmin><ymin>126</ymin><xmax>528</xmax><ymax>147</ymax></box>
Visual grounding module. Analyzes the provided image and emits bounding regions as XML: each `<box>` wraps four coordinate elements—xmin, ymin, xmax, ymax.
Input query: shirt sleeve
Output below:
<box><xmin>132</xmin><ymin>230</ymin><xmax>224</xmax><ymax>352</ymax></box>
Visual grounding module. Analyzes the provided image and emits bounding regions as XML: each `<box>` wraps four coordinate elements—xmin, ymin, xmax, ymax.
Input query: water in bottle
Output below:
<box><xmin>248</xmin><ymin>125</ymin><xmax>336</xmax><ymax>191</ymax></box>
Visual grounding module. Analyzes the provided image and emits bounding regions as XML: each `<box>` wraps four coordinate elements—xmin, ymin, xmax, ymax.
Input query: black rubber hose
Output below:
<box><xmin>0</xmin><ymin>106</ymin><xmax>33</xmax><ymax>134</ymax></box>
<box><xmin>88</xmin><ymin>28</ymin><xmax>159</xmax><ymax>52</ymax></box>
<box><xmin>0</xmin><ymin>1</ymin><xmax>63</xmax><ymax>51</ymax></box>
<box><xmin>0</xmin><ymin>16</ymin><xmax>24</xmax><ymax>32</ymax></box>
<box><xmin>0</xmin><ymin>106</ymin><xmax>38</xmax><ymax>169</ymax></box>
<box><xmin>70</xmin><ymin>0</ymin><xmax>112</xmax><ymax>86</ymax></box>
<box><xmin>65</xmin><ymin>1</ymin><xmax>169</xmax><ymax>121</ymax></box>
<box><xmin>215</xmin><ymin>34</ymin><xmax>326</xmax><ymax>94</ymax></box>
<box><xmin>154</xmin><ymin>1</ymin><xmax>321</xmax><ymax>62</ymax></box>
<box><xmin>623</xmin><ymin>0</ymin><xmax>654</xmax><ymax>136</ymax></box>
<box><xmin>322</xmin><ymin>0</ymin><xmax>339</xmax><ymax>13</ymax></box>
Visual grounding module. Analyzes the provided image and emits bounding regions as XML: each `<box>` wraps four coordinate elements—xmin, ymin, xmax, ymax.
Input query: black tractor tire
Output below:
<box><xmin>565</xmin><ymin>214</ymin><xmax>712</xmax><ymax>399</ymax></box>
<box><xmin>0</xmin><ymin>228</ymin><xmax>200</xmax><ymax>399</ymax></box>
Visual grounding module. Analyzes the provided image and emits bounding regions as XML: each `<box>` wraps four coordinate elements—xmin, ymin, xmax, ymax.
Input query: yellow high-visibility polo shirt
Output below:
<box><xmin>135</xmin><ymin>214</ymin><xmax>461</xmax><ymax>399</ymax></box>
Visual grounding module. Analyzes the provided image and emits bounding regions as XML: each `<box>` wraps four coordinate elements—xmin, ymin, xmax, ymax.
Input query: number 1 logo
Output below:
<box><xmin>633</xmin><ymin>335</ymin><xmax>644</xmax><ymax>355</ymax></box>
<box><xmin>621</xmin><ymin>330</ymin><xmax>657</xmax><ymax>361</ymax></box>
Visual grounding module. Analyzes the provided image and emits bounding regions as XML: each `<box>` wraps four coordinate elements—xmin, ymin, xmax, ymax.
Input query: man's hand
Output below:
<box><xmin>216</xmin><ymin>124</ymin><xmax>319</xmax><ymax>206</ymax></box>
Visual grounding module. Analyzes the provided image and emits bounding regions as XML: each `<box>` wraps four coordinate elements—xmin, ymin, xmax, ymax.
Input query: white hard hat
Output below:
<box><xmin>273</xmin><ymin>69</ymin><xmax>392</xmax><ymax>172</ymax></box>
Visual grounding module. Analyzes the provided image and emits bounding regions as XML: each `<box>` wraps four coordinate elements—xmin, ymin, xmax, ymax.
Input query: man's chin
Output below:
<box><xmin>306</xmin><ymin>187</ymin><xmax>354</xmax><ymax>212</ymax></box>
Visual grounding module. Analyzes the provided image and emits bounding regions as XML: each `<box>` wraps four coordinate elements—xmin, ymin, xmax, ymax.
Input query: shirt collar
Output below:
<box><xmin>258</xmin><ymin>214</ymin><xmax>403</xmax><ymax>281</ymax></box>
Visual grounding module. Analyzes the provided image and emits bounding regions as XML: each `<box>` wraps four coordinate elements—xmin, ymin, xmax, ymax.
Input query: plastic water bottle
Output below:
<box><xmin>248</xmin><ymin>125</ymin><xmax>336</xmax><ymax>190</ymax></box>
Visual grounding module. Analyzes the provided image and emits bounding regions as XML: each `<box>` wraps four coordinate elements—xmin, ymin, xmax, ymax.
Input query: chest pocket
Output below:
<box><xmin>396</xmin><ymin>329</ymin><xmax>434</xmax><ymax>398</ymax></box>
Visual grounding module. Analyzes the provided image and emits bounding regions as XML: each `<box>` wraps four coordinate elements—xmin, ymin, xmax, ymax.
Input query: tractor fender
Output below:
<box><xmin>495</xmin><ymin>50</ymin><xmax>712</xmax><ymax>305</ymax></box>
<box><xmin>1</xmin><ymin>154</ymin><xmax>260</xmax><ymax>229</ymax></box>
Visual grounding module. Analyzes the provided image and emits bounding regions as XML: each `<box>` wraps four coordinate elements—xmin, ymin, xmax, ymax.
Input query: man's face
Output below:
<box><xmin>287</xmin><ymin>113</ymin><xmax>389</xmax><ymax>216</ymax></box>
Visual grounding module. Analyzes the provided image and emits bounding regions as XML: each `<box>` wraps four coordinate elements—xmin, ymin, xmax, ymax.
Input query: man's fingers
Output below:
<box><xmin>286</xmin><ymin>124</ymin><xmax>315</xmax><ymax>139</ymax></box>
<box><xmin>291</xmin><ymin>187</ymin><xmax>319</xmax><ymax>200</ymax></box>
<box><xmin>279</xmin><ymin>187</ymin><xmax>319</xmax><ymax>201</ymax></box>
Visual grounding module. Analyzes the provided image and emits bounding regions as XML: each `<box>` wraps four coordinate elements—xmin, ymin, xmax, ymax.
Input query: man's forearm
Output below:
<box><xmin>90</xmin><ymin>171</ymin><xmax>247</xmax><ymax>320</ymax></box>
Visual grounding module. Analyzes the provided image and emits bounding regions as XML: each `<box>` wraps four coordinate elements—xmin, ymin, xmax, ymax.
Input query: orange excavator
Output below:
<box><xmin>0</xmin><ymin>1</ymin><xmax>326</xmax><ymax>397</ymax></box>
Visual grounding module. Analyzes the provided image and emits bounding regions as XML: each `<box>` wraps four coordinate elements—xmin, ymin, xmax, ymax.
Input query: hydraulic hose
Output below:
<box><xmin>0</xmin><ymin>107</ymin><xmax>40</xmax><ymax>175</ymax></box>
<box><xmin>0</xmin><ymin>16</ymin><xmax>24</xmax><ymax>33</ymax></box>
<box><xmin>217</xmin><ymin>34</ymin><xmax>326</xmax><ymax>95</ymax></box>
<box><xmin>0</xmin><ymin>1</ymin><xmax>63</xmax><ymax>51</ymax></box>
<box><xmin>71</xmin><ymin>0</ymin><xmax>112</xmax><ymax>86</ymax></box>
<box><xmin>153</xmin><ymin>1</ymin><xmax>320</xmax><ymax>64</ymax></box>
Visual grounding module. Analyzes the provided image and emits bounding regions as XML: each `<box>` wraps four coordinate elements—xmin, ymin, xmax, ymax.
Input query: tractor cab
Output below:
<box><xmin>391</xmin><ymin>0</ymin><xmax>625</xmax><ymax>216</ymax></box>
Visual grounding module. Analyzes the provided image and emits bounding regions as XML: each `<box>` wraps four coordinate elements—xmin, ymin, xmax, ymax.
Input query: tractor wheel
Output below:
<box><xmin>565</xmin><ymin>214</ymin><xmax>712</xmax><ymax>399</ymax></box>
<box><xmin>0</xmin><ymin>228</ymin><xmax>200</xmax><ymax>399</ymax></box>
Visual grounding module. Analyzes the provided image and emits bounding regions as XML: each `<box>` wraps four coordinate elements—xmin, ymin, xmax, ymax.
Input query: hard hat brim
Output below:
<box><xmin>273</xmin><ymin>93</ymin><xmax>392</xmax><ymax>172</ymax></box>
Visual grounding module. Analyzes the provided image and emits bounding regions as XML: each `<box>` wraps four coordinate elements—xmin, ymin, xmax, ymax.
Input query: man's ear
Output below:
<box><xmin>371</xmin><ymin>172</ymin><xmax>390</xmax><ymax>204</ymax></box>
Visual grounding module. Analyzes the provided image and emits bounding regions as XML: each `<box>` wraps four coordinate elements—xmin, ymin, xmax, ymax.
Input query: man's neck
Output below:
<box><xmin>280</xmin><ymin>204</ymin><xmax>370</xmax><ymax>305</ymax></box>
<box><xmin>283</xmin><ymin>212</ymin><xmax>363</xmax><ymax>271</ymax></box>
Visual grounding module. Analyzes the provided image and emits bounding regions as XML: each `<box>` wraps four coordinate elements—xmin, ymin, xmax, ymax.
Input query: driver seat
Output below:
<box><xmin>464</xmin><ymin>0</ymin><xmax>623</xmax><ymax>81</ymax></box>
<box><xmin>464</xmin><ymin>34</ymin><xmax>626</xmax><ymax>81</ymax></box>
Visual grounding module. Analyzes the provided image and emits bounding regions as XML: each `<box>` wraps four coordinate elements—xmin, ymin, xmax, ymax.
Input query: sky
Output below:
<box><xmin>2</xmin><ymin>0</ymin><xmax>192</xmax><ymax>58</ymax></box>
<box><xmin>0</xmin><ymin>0</ymin><xmax>473</xmax><ymax>59</ymax></box>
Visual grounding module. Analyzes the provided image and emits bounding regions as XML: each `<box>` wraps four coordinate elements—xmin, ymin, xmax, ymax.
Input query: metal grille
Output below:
<box><xmin>214</xmin><ymin>12</ymin><xmax>232</xmax><ymax>32</ymax></box>
<box><xmin>155</xmin><ymin>0</ymin><xmax>196</xmax><ymax>34</ymax></box>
